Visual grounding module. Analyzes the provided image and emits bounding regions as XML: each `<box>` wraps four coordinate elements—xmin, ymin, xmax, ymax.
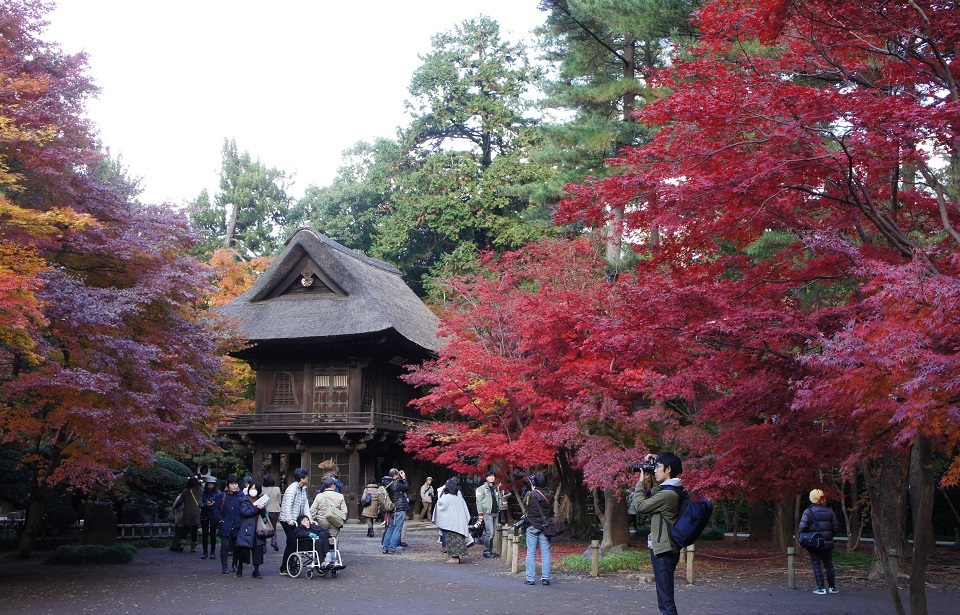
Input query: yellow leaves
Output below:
<box><xmin>204</xmin><ymin>248</ymin><xmax>272</xmax><ymax>307</ymax></box>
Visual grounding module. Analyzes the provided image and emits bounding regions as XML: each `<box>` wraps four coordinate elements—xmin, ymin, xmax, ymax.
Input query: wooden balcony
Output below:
<box><xmin>217</xmin><ymin>411</ymin><xmax>425</xmax><ymax>433</ymax></box>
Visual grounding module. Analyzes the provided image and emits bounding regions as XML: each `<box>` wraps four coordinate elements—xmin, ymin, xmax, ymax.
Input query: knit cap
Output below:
<box><xmin>809</xmin><ymin>489</ymin><xmax>825</xmax><ymax>505</ymax></box>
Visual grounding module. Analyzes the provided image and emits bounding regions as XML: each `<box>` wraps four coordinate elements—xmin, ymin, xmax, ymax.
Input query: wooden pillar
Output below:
<box><xmin>251</xmin><ymin>450</ymin><xmax>262</xmax><ymax>481</ymax></box>
<box><xmin>348</xmin><ymin>448</ymin><xmax>361</xmax><ymax>521</ymax></box>
<box><xmin>270</xmin><ymin>453</ymin><xmax>281</xmax><ymax>481</ymax></box>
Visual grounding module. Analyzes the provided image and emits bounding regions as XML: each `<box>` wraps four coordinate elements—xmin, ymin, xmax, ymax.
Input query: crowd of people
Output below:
<box><xmin>168</xmin><ymin>456</ymin><xmax>839</xmax><ymax>610</ymax></box>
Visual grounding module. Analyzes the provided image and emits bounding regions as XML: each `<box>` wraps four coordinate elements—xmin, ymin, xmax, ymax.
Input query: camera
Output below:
<box><xmin>513</xmin><ymin>516</ymin><xmax>528</xmax><ymax>531</ymax></box>
<box><xmin>631</xmin><ymin>461</ymin><xmax>656</xmax><ymax>474</ymax></box>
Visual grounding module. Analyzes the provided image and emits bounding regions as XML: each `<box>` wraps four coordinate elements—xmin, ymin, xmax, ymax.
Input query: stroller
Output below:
<box><xmin>286</xmin><ymin>533</ymin><xmax>344</xmax><ymax>579</ymax></box>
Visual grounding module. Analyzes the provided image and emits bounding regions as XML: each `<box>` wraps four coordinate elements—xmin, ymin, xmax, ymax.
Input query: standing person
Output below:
<box><xmin>360</xmin><ymin>478</ymin><xmax>380</xmax><ymax>537</ymax></box>
<box><xmin>170</xmin><ymin>477</ymin><xmax>200</xmax><ymax>552</ymax></box>
<box><xmin>475</xmin><ymin>470</ymin><xmax>504</xmax><ymax>558</ymax></box>
<box><xmin>261</xmin><ymin>474</ymin><xmax>282</xmax><ymax>552</ymax></box>
<box><xmin>434</xmin><ymin>478</ymin><xmax>471</xmax><ymax>564</ymax></box>
<box><xmin>419</xmin><ymin>477</ymin><xmax>435</xmax><ymax>521</ymax></box>
<box><xmin>309</xmin><ymin>477</ymin><xmax>345</xmax><ymax>566</ymax></box>
<box><xmin>523</xmin><ymin>473</ymin><xmax>555</xmax><ymax>586</ymax></box>
<box><xmin>199</xmin><ymin>476</ymin><xmax>221</xmax><ymax>559</ymax></box>
<box><xmin>212</xmin><ymin>475</ymin><xmax>245</xmax><ymax>575</ymax></box>
<box><xmin>278</xmin><ymin>467</ymin><xmax>311</xmax><ymax>577</ymax></box>
<box><xmin>633</xmin><ymin>453</ymin><xmax>684</xmax><ymax>615</ymax></box>
<box><xmin>800</xmin><ymin>489</ymin><xmax>841</xmax><ymax>595</ymax></box>
<box><xmin>381</xmin><ymin>468</ymin><xmax>410</xmax><ymax>554</ymax></box>
<box><xmin>234</xmin><ymin>480</ymin><xmax>267</xmax><ymax>579</ymax></box>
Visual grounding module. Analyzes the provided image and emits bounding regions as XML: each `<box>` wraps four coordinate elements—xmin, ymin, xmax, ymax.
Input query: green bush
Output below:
<box><xmin>558</xmin><ymin>549</ymin><xmax>651</xmax><ymax>573</ymax></box>
<box><xmin>45</xmin><ymin>543</ymin><xmax>136</xmax><ymax>565</ymax></box>
<box><xmin>700</xmin><ymin>527</ymin><xmax>725</xmax><ymax>541</ymax></box>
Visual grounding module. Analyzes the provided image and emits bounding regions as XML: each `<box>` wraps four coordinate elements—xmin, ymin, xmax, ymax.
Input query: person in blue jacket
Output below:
<box><xmin>212</xmin><ymin>475</ymin><xmax>244</xmax><ymax>575</ymax></box>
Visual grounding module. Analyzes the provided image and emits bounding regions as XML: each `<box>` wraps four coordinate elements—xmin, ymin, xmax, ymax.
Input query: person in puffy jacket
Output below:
<box><xmin>234</xmin><ymin>480</ymin><xmax>267</xmax><ymax>579</ymax></box>
<box><xmin>212</xmin><ymin>475</ymin><xmax>244</xmax><ymax>575</ymax></box>
<box><xmin>799</xmin><ymin>489</ymin><xmax>841</xmax><ymax>595</ymax></box>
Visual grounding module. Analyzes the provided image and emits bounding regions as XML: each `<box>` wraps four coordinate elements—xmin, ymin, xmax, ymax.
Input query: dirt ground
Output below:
<box><xmin>1</xmin><ymin>523</ymin><xmax>957</xmax><ymax>615</ymax></box>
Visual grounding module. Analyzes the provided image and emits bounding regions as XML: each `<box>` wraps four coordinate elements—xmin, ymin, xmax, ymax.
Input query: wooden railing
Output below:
<box><xmin>218</xmin><ymin>411</ymin><xmax>426</xmax><ymax>430</ymax></box>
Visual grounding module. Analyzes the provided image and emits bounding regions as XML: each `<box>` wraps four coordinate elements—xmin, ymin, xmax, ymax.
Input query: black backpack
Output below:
<box><xmin>660</xmin><ymin>485</ymin><xmax>713</xmax><ymax>548</ymax></box>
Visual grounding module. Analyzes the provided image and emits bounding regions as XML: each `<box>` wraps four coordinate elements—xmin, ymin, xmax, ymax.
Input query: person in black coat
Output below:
<box><xmin>234</xmin><ymin>480</ymin><xmax>268</xmax><ymax>579</ymax></box>
<box><xmin>212</xmin><ymin>475</ymin><xmax>244</xmax><ymax>575</ymax></box>
<box><xmin>799</xmin><ymin>489</ymin><xmax>841</xmax><ymax>595</ymax></box>
<box><xmin>294</xmin><ymin>514</ymin><xmax>332</xmax><ymax>564</ymax></box>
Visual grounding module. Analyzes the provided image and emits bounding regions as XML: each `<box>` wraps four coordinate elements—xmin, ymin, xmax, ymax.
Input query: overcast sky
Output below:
<box><xmin>46</xmin><ymin>1</ymin><xmax>547</xmax><ymax>206</ymax></box>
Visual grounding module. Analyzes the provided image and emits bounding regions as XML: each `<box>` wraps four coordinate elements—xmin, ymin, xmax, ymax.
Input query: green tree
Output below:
<box><xmin>535</xmin><ymin>0</ymin><xmax>700</xmax><ymax>269</ymax></box>
<box><xmin>289</xmin><ymin>138</ymin><xmax>404</xmax><ymax>255</ymax></box>
<box><xmin>190</xmin><ymin>138</ymin><xmax>292</xmax><ymax>258</ymax></box>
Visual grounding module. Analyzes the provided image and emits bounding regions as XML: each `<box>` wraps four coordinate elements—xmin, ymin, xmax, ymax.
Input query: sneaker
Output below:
<box><xmin>828</xmin><ymin>588</ymin><xmax>840</xmax><ymax>594</ymax></box>
<box><xmin>278</xmin><ymin>570</ymin><xmax>289</xmax><ymax>577</ymax></box>
<box><xmin>541</xmin><ymin>579</ymin><xmax>551</xmax><ymax>586</ymax></box>
<box><xmin>812</xmin><ymin>588</ymin><xmax>827</xmax><ymax>595</ymax></box>
<box><xmin>482</xmin><ymin>552</ymin><xmax>496</xmax><ymax>559</ymax></box>
<box><xmin>524</xmin><ymin>580</ymin><xmax>536</xmax><ymax>585</ymax></box>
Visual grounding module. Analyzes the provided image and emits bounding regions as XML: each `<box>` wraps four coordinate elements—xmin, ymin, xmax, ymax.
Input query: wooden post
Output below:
<box><xmin>511</xmin><ymin>535</ymin><xmax>520</xmax><ymax>574</ymax></box>
<box><xmin>888</xmin><ymin>548</ymin><xmax>899</xmax><ymax>580</ymax></box>
<box><xmin>493</xmin><ymin>523</ymin><xmax>503</xmax><ymax>555</ymax></box>
<box><xmin>787</xmin><ymin>546</ymin><xmax>796</xmax><ymax>589</ymax></box>
<box><xmin>685</xmin><ymin>543</ymin><xmax>695</xmax><ymax>584</ymax></box>
<box><xmin>502</xmin><ymin>528</ymin><xmax>512</xmax><ymax>563</ymax></box>
<box><xmin>590</xmin><ymin>539</ymin><xmax>600</xmax><ymax>577</ymax></box>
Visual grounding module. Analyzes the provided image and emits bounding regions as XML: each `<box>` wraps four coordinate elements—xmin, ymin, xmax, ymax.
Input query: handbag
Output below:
<box><xmin>799</xmin><ymin>531</ymin><xmax>824</xmax><ymax>549</ymax></box>
<box><xmin>542</xmin><ymin>515</ymin><xmax>565</xmax><ymax>537</ymax></box>
<box><xmin>256</xmin><ymin>514</ymin><xmax>275</xmax><ymax>538</ymax></box>
<box><xmin>325</xmin><ymin>505</ymin><xmax>347</xmax><ymax>528</ymax></box>
<box><xmin>531</xmin><ymin>488</ymin><xmax>564</xmax><ymax>537</ymax></box>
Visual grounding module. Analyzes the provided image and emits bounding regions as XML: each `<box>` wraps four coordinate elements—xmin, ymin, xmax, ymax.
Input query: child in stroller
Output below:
<box><xmin>287</xmin><ymin>515</ymin><xmax>343</xmax><ymax>578</ymax></box>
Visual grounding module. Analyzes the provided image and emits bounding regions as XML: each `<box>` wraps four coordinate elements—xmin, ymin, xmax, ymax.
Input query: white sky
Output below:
<box><xmin>46</xmin><ymin>1</ymin><xmax>548</xmax><ymax>206</ymax></box>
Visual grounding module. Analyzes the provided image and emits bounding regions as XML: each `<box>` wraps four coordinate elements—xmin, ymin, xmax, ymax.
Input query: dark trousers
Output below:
<box><xmin>281</xmin><ymin>522</ymin><xmax>298</xmax><ymax>572</ymax></box>
<box><xmin>268</xmin><ymin>512</ymin><xmax>280</xmax><ymax>547</ymax></box>
<box><xmin>200</xmin><ymin>518</ymin><xmax>217</xmax><ymax>553</ymax></box>
<box><xmin>808</xmin><ymin>547</ymin><xmax>836</xmax><ymax>589</ymax></box>
<box><xmin>219</xmin><ymin>536</ymin><xmax>236</xmax><ymax>571</ymax></box>
<box><xmin>651</xmin><ymin>548</ymin><xmax>680</xmax><ymax>615</ymax></box>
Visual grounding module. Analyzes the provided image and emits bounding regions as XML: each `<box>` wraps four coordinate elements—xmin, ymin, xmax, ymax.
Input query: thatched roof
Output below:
<box><xmin>219</xmin><ymin>229</ymin><xmax>440</xmax><ymax>352</ymax></box>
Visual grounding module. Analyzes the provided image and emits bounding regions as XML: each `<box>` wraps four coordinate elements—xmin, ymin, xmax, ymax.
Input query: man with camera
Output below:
<box><xmin>633</xmin><ymin>453</ymin><xmax>684</xmax><ymax>615</ymax></box>
<box><xmin>475</xmin><ymin>470</ymin><xmax>504</xmax><ymax>558</ymax></box>
<box><xmin>381</xmin><ymin>468</ymin><xmax>410</xmax><ymax>554</ymax></box>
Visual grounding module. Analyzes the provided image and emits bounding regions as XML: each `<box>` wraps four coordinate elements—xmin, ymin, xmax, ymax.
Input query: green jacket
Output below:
<box><xmin>633</xmin><ymin>479</ymin><xmax>682</xmax><ymax>555</ymax></box>
<box><xmin>475</xmin><ymin>482</ymin><xmax>503</xmax><ymax>515</ymax></box>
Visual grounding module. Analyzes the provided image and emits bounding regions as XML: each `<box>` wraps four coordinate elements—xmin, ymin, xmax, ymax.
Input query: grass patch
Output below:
<box><xmin>558</xmin><ymin>549</ymin><xmax>651</xmax><ymax>573</ymax></box>
<box><xmin>831</xmin><ymin>549</ymin><xmax>872</xmax><ymax>571</ymax></box>
<box><xmin>45</xmin><ymin>543</ymin><xmax>136</xmax><ymax>565</ymax></box>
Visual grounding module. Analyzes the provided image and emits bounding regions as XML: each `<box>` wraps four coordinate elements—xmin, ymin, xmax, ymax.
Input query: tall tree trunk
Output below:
<box><xmin>909</xmin><ymin>435</ymin><xmax>934</xmax><ymax>615</ymax></box>
<box><xmin>862</xmin><ymin>454</ymin><xmax>909</xmax><ymax>615</ymax></box>
<box><xmin>16</xmin><ymin>476</ymin><xmax>51</xmax><ymax>556</ymax></box>
<box><xmin>842</xmin><ymin>474</ymin><xmax>864</xmax><ymax>551</ymax></box>
<box><xmin>748</xmin><ymin>500</ymin><xmax>771</xmax><ymax>542</ymax></box>
<box><xmin>600</xmin><ymin>487</ymin><xmax>631</xmax><ymax>549</ymax></box>
<box><xmin>772</xmin><ymin>496</ymin><xmax>794</xmax><ymax>551</ymax></box>
<box><xmin>223</xmin><ymin>202</ymin><xmax>238</xmax><ymax>248</ymax></box>
<box><xmin>555</xmin><ymin>450</ymin><xmax>592</xmax><ymax>539</ymax></box>
<box><xmin>605</xmin><ymin>38</ymin><xmax>637</xmax><ymax>271</ymax></box>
